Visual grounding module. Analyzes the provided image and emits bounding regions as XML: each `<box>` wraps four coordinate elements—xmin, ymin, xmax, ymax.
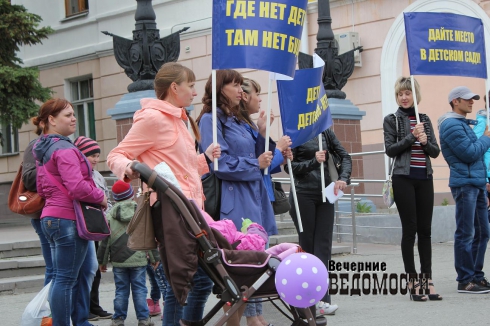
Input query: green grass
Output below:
<box><xmin>356</xmin><ymin>201</ymin><xmax>372</xmax><ymax>213</ymax></box>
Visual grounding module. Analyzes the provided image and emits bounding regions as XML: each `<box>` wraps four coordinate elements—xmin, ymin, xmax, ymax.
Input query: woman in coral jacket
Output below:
<box><xmin>107</xmin><ymin>62</ymin><xmax>220</xmax><ymax>326</ymax></box>
<box><xmin>33</xmin><ymin>98</ymin><xmax>107</xmax><ymax>326</ymax></box>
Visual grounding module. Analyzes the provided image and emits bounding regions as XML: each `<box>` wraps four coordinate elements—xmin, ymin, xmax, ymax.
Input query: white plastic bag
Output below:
<box><xmin>21</xmin><ymin>281</ymin><xmax>51</xmax><ymax>326</ymax></box>
<box><xmin>154</xmin><ymin>161</ymin><xmax>182</xmax><ymax>191</ymax></box>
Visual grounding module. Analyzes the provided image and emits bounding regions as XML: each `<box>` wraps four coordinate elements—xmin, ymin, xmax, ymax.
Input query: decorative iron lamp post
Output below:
<box><xmin>106</xmin><ymin>0</ymin><xmax>188</xmax><ymax>135</ymax></box>
<box><xmin>300</xmin><ymin>0</ymin><xmax>367</xmax><ymax>204</ymax></box>
<box><xmin>103</xmin><ymin>0</ymin><xmax>187</xmax><ymax>93</ymax></box>
<box><xmin>299</xmin><ymin>0</ymin><xmax>362</xmax><ymax>99</ymax></box>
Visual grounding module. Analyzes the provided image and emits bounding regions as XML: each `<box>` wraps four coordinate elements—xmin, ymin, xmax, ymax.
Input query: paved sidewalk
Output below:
<box><xmin>2</xmin><ymin>221</ymin><xmax>490</xmax><ymax>325</ymax></box>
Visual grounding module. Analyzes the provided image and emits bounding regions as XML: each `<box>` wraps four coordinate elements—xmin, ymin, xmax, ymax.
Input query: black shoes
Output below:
<box><xmin>423</xmin><ymin>281</ymin><xmax>443</xmax><ymax>301</ymax></box>
<box><xmin>457</xmin><ymin>281</ymin><xmax>490</xmax><ymax>294</ymax></box>
<box><xmin>98</xmin><ymin>311</ymin><xmax>114</xmax><ymax>319</ymax></box>
<box><xmin>91</xmin><ymin>310</ymin><xmax>113</xmax><ymax>319</ymax></box>
<box><xmin>408</xmin><ymin>282</ymin><xmax>427</xmax><ymax>302</ymax></box>
<box><xmin>475</xmin><ymin>277</ymin><xmax>490</xmax><ymax>289</ymax></box>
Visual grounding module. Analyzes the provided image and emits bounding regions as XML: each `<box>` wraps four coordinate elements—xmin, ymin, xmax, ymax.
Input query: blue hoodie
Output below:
<box><xmin>473</xmin><ymin>109</ymin><xmax>490</xmax><ymax>181</ymax></box>
<box><xmin>33</xmin><ymin>134</ymin><xmax>104</xmax><ymax>220</ymax></box>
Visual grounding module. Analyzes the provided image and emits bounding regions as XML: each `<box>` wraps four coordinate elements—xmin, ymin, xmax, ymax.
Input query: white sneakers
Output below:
<box><xmin>315</xmin><ymin>301</ymin><xmax>338</xmax><ymax>315</ymax></box>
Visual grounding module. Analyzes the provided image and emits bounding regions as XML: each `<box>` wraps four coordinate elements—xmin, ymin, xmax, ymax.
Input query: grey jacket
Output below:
<box><xmin>383</xmin><ymin>108</ymin><xmax>440</xmax><ymax>176</ymax></box>
<box><xmin>22</xmin><ymin>138</ymin><xmax>39</xmax><ymax>193</ymax></box>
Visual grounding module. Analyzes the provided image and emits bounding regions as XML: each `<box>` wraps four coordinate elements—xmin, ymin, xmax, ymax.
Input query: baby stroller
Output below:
<box><xmin>132</xmin><ymin>162</ymin><xmax>327</xmax><ymax>326</ymax></box>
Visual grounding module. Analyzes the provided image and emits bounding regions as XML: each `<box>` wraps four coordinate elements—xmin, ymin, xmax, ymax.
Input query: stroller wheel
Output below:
<box><xmin>291</xmin><ymin>315</ymin><xmax>327</xmax><ymax>326</ymax></box>
<box><xmin>315</xmin><ymin>316</ymin><xmax>327</xmax><ymax>326</ymax></box>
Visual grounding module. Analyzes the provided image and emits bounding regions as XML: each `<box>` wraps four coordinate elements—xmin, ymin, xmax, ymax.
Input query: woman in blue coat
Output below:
<box><xmin>239</xmin><ymin>77</ymin><xmax>292</xmax><ymax>326</ymax></box>
<box><xmin>197</xmin><ymin>70</ymin><xmax>277</xmax><ymax>236</ymax></box>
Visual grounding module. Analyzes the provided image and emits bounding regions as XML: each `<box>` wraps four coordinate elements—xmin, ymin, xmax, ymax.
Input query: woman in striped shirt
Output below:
<box><xmin>383</xmin><ymin>77</ymin><xmax>441</xmax><ymax>302</ymax></box>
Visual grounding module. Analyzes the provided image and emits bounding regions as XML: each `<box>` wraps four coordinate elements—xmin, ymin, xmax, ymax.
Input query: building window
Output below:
<box><xmin>0</xmin><ymin>123</ymin><xmax>19</xmax><ymax>155</ymax></box>
<box><xmin>65</xmin><ymin>0</ymin><xmax>89</xmax><ymax>17</ymax></box>
<box><xmin>70</xmin><ymin>78</ymin><xmax>96</xmax><ymax>140</ymax></box>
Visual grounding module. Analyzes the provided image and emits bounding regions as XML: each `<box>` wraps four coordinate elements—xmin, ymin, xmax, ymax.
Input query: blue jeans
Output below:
<box><xmin>41</xmin><ymin>217</ymin><xmax>97</xmax><ymax>326</ymax></box>
<box><xmin>163</xmin><ymin>266</ymin><xmax>213</xmax><ymax>325</ymax></box>
<box><xmin>243</xmin><ymin>300</ymin><xmax>263</xmax><ymax>317</ymax></box>
<box><xmin>243</xmin><ymin>242</ymin><xmax>269</xmax><ymax>317</ymax></box>
<box><xmin>147</xmin><ymin>263</ymin><xmax>160</xmax><ymax>302</ymax></box>
<box><xmin>31</xmin><ymin>218</ymin><xmax>53</xmax><ymax>285</ymax></box>
<box><xmin>155</xmin><ymin>263</ymin><xmax>168</xmax><ymax>300</ymax></box>
<box><xmin>147</xmin><ymin>262</ymin><xmax>167</xmax><ymax>302</ymax></box>
<box><xmin>451</xmin><ymin>186</ymin><xmax>490</xmax><ymax>284</ymax></box>
<box><xmin>113</xmin><ymin>266</ymin><xmax>149</xmax><ymax>321</ymax></box>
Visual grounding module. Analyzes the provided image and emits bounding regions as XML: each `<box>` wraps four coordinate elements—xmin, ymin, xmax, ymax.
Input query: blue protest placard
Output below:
<box><xmin>404</xmin><ymin>12</ymin><xmax>487</xmax><ymax>79</ymax></box>
<box><xmin>212</xmin><ymin>0</ymin><xmax>307</xmax><ymax>78</ymax></box>
<box><xmin>277</xmin><ymin>55</ymin><xmax>332</xmax><ymax>148</ymax></box>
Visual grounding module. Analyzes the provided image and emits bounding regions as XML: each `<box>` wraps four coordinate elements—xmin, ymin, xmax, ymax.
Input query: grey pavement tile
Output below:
<box><xmin>2</xmin><ymin>242</ymin><xmax>490</xmax><ymax>325</ymax></box>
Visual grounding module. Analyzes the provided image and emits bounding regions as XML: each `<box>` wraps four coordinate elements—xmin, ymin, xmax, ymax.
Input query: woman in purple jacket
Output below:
<box><xmin>197</xmin><ymin>70</ymin><xmax>276</xmax><ymax>236</ymax></box>
<box><xmin>32</xmin><ymin>98</ymin><xmax>107</xmax><ymax>326</ymax></box>
<box><xmin>197</xmin><ymin>70</ymin><xmax>276</xmax><ymax>326</ymax></box>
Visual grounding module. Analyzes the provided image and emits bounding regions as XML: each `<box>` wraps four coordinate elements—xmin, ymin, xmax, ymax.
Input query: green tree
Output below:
<box><xmin>0</xmin><ymin>0</ymin><xmax>54</xmax><ymax>129</ymax></box>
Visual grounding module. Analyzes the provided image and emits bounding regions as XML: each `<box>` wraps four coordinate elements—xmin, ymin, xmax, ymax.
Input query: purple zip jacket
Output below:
<box><xmin>33</xmin><ymin>134</ymin><xmax>104</xmax><ymax>220</ymax></box>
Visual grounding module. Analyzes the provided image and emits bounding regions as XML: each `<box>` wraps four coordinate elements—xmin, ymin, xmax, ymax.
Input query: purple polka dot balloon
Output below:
<box><xmin>275</xmin><ymin>253</ymin><xmax>329</xmax><ymax>308</ymax></box>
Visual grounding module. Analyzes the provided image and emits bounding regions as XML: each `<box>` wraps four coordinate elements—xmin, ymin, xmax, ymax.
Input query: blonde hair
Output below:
<box><xmin>241</xmin><ymin>78</ymin><xmax>261</xmax><ymax>95</ymax></box>
<box><xmin>239</xmin><ymin>78</ymin><xmax>262</xmax><ymax>130</ymax></box>
<box><xmin>394</xmin><ymin>76</ymin><xmax>421</xmax><ymax>105</ymax></box>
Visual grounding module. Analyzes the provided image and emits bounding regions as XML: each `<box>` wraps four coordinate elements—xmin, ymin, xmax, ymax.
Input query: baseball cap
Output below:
<box><xmin>448</xmin><ymin>86</ymin><xmax>480</xmax><ymax>103</ymax></box>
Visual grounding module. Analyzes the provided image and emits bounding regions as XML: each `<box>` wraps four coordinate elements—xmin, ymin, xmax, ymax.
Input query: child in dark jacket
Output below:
<box><xmin>97</xmin><ymin>180</ymin><xmax>158</xmax><ymax>326</ymax></box>
<box><xmin>74</xmin><ymin>136</ymin><xmax>113</xmax><ymax>321</ymax></box>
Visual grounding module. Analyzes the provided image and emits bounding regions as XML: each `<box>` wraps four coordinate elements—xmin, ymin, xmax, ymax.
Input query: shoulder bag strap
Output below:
<box><xmin>323</xmin><ymin>130</ymin><xmax>332</xmax><ymax>151</ymax></box>
<box><xmin>43</xmin><ymin>140</ymin><xmax>93</xmax><ymax>199</ymax></box>
<box><xmin>389</xmin><ymin>114</ymin><xmax>398</xmax><ymax>179</ymax></box>
<box><xmin>44</xmin><ymin>167</ymin><xmax>73</xmax><ymax>200</ymax></box>
<box><xmin>147</xmin><ymin>171</ymin><xmax>158</xmax><ymax>189</ymax></box>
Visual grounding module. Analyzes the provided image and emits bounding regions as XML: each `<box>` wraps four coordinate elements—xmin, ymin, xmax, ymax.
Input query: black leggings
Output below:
<box><xmin>90</xmin><ymin>241</ymin><xmax>102</xmax><ymax>313</ymax></box>
<box><xmin>289</xmin><ymin>191</ymin><xmax>334</xmax><ymax>303</ymax></box>
<box><xmin>392</xmin><ymin>175</ymin><xmax>434</xmax><ymax>276</ymax></box>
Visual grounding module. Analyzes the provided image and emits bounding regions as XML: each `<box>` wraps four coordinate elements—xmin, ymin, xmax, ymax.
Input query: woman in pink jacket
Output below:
<box><xmin>33</xmin><ymin>98</ymin><xmax>107</xmax><ymax>326</ymax></box>
<box><xmin>107</xmin><ymin>62</ymin><xmax>220</xmax><ymax>326</ymax></box>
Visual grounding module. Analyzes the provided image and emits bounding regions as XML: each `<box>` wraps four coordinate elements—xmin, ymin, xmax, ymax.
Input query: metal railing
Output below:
<box><xmin>272</xmin><ymin>149</ymin><xmax>401</xmax><ymax>254</ymax></box>
<box><xmin>106</xmin><ymin>148</ymin><xmax>438</xmax><ymax>254</ymax></box>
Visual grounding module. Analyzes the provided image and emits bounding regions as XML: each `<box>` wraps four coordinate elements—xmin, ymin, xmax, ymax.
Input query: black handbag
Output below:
<box><xmin>200</xmin><ymin>120</ymin><xmax>225</xmax><ymax>221</ymax></box>
<box><xmin>73</xmin><ymin>200</ymin><xmax>110</xmax><ymax>241</ymax></box>
<box><xmin>45</xmin><ymin>167</ymin><xmax>110</xmax><ymax>241</ymax></box>
<box><xmin>272</xmin><ymin>181</ymin><xmax>290</xmax><ymax>215</ymax></box>
<box><xmin>202</xmin><ymin>173</ymin><xmax>222</xmax><ymax>221</ymax></box>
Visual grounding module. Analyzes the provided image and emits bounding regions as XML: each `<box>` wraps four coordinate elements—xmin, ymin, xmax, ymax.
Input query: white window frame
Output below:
<box><xmin>0</xmin><ymin>123</ymin><xmax>19</xmax><ymax>156</ymax></box>
<box><xmin>68</xmin><ymin>77</ymin><xmax>95</xmax><ymax>140</ymax></box>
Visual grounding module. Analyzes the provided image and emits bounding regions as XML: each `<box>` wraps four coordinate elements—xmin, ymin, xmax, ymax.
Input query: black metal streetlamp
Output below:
<box><xmin>102</xmin><ymin>0</ymin><xmax>188</xmax><ymax>92</ymax></box>
<box><xmin>299</xmin><ymin>0</ymin><xmax>362</xmax><ymax>99</ymax></box>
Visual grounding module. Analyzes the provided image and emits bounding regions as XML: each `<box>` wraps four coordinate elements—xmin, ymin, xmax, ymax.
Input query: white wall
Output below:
<box><xmin>13</xmin><ymin>0</ymin><xmax>213</xmax><ymax>68</ymax></box>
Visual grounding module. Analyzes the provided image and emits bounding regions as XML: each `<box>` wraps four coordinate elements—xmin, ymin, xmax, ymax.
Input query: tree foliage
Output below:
<box><xmin>0</xmin><ymin>0</ymin><xmax>54</xmax><ymax>128</ymax></box>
